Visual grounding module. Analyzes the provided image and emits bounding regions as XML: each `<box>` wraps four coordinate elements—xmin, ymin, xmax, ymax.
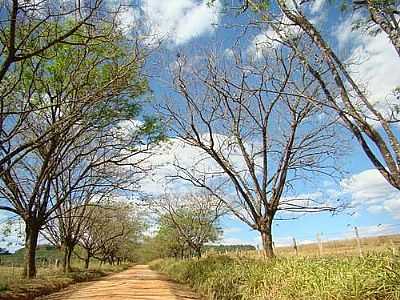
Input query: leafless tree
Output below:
<box><xmin>160</xmin><ymin>46</ymin><xmax>345</xmax><ymax>257</ymax></box>
<box><xmin>242</xmin><ymin>0</ymin><xmax>400</xmax><ymax>191</ymax></box>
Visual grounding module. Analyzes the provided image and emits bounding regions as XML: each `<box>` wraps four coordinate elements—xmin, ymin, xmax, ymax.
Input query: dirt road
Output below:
<box><xmin>39</xmin><ymin>265</ymin><xmax>201</xmax><ymax>300</ymax></box>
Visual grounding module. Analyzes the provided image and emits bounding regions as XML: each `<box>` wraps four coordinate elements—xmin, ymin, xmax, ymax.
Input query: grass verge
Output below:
<box><xmin>150</xmin><ymin>253</ymin><xmax>400</xmax><ymax>299</ymax></box>
<box><xmin>0</xmin><ymin>264</ymin><xmax>129</xmax><ymax>300</ymax></box>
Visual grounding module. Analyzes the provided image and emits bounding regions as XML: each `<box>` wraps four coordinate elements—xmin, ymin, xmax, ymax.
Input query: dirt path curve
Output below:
<box><xmin>39</xmin><ymin>265</ymin><xmax>201</xmax><ymax>300</ymax></box>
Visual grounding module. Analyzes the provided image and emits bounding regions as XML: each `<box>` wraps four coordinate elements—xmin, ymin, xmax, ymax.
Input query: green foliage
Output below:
<box><xmin>151</xmin><ymin>253</ymin><xmax>400</xmax><ymax>300</ymax></box>
<box><xmin>155</xmin><ymin>208</ymin><xmax>221</xmax><ymax>258</ymax></box>
<box><xmin>0</xmin><ymin>245</ymin><xmax>63</xmax><ymax>267</ymax></box>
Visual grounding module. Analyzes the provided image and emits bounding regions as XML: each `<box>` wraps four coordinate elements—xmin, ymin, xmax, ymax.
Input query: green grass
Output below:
<box><xmin>150</xmin><ymin>253</ymin><xmax>400</xmax><ymax>300</ymax></box>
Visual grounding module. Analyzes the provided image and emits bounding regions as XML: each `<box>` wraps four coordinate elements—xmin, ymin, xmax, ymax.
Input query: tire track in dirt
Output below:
<box><xmin>38</xmin><ymin>265</ymin><xmax>201</xmax><ymax>300</ymax></box>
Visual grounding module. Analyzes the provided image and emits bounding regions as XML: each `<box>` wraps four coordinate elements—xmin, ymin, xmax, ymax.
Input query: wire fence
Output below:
<box><xmin>269</xmin><ymin>223</ymin><xmax>400</xmax><ymax>257</ymax></box>
<box><xmin>205</xmin><ymin>223</ymin><xmax>400</xmax><ymax>259</ymax></box>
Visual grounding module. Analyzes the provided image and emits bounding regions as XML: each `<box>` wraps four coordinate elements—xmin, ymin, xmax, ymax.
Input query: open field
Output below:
<box><xmin>151</xmin><ymin>252</ymin><xmax>400</xmax><ymax>300</ymax></box>
<box><xmin>274</xmin><ymin>234</ymin><xmax>400</xmax><ymax>257</ymax></box>
<box><xmin>206</xmin><ymin>234</ymin><xmax>400</xmax><ymax>259</ymax></box>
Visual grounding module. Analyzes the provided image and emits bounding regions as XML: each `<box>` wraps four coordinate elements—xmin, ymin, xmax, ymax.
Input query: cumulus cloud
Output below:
<box><xmin>247</xmin><ymin>16</ymin><xmax>300</xmax><ymax>59</ymax></box>
<box><xmin>335</xmin><ymin>14</ymin><xmax>400</xmax><ymax>110</ymax></box>
<box><xmin>136</xmin><ymin>0</ymin><xmax>220</xmax><ymax>46</ymax></box>
<box><xmin>341</xmin><ymin>169</ymin><xmax>400</xmax><ymax>219</ymax></box>
<box><xmin>310</xmin><ymin>0</ymin><xmax>326</xmax><ymax>14</ymax></box>
<box><xmin>139</xmin><ymin>135</ymin><xmax>254</xmax><ymax>195</ymax></box>
<box><xmin>248</xmin><ymin>30</ymin><xmax>281</xmax><ymax>59</ymax></box>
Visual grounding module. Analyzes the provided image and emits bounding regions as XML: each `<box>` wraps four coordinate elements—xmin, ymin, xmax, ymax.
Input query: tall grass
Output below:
<box><xmin>0</xmin><ymin>263</ymin><xmax>129</xmax><ymax>299</ymax></box>
<box><xmin>150</xmin><ymin>253</ymin><xmax>400</xmax><ymax>299</ymax></box>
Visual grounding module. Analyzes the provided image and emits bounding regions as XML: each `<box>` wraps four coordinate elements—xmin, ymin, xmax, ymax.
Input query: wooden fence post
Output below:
<box><xmin>390</xmin><ymin>240</ymin><xmax>397</xmax><ymax>255</ymax></box>
<box><xmin>292</xmin><ymin>237</ymin><xmax>298</xmax><ymax>256</ymax></box>
<box><xmin>354</xmin><ymin>226</ymin><xmax>363</xmax><ymax>257</ymax></box>
<box><xmin>317</xmin><ymin>233</ymin><xmax>323</xmax><ymax>256</ymax></box>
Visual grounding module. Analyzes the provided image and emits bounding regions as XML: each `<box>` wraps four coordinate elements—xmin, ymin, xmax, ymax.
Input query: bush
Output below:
<box><xmin>150</xmin><ymin>253</ymin><xmax>400</xmax><ymax>299</ymax></box>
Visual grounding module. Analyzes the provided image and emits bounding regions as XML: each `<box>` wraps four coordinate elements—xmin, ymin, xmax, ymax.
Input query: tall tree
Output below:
<box><xmin>0</xmin><ymin>22</ymin><xmax>161</xmax><ymax>277</ymax></box>
<box><xmin>0</xmin><ymin>0</ymin><xmax>109</xmax><ymax>165</ymax></box>
<box><xmin>161</xmin><ymin>47</ymin><xmax>344</xmax><ymax>257</ymax></box>
<box><xmin>240</xmin><ymin>0</ymin><xmax>400</xmax><ymax>190</ymax></box>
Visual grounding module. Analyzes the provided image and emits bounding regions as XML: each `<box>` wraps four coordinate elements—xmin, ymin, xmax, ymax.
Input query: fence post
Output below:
<box><xmin>317</xmin><ymin>233</ymin><xmax>323</xmax><ymax>256</ymax></box>
<box><xmin>292</xmin><ymin>237</ymin><xmax>298</xmax><ymax>256</ymax></box>
<box><xmin>354</xmin><ymin>226</ymin><xmax>363</xmax><ymax>257</ymax></box>
<box><xmin>390</xmin><ymin>240</ymin><xmax>397</xmax><ymax>255</ymax></box>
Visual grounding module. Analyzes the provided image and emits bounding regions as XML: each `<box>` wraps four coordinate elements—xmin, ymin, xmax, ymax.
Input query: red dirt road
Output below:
<box><xmin>39</xmin><ymin>265</ymin><xmax>201</xmax><ymax>300</ymax></box>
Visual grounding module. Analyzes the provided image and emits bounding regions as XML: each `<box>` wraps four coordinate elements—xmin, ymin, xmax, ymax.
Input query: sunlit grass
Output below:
<box><xmin>0</xmin><ymin>261</ymin><xmax>129</xmax><ymax>298</ymax></box>
<box><xmin>151</xmin><ymin>252</ymin><xmax>400</xmax><ymax>300</ymax></box>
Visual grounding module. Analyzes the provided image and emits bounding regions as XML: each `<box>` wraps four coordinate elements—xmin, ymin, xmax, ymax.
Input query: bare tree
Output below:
<box><xmin>241</xmin><ymin>0</ymin><xmax>400</xmax><ymax>191</ymax></box>
<box><xmin>160</xmin><ymin>47</ymin><xmax>344</xmax><ymax>257</ymax></box>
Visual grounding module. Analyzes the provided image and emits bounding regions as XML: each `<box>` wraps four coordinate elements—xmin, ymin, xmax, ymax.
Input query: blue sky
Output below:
<box><xmin>130</xmin><ymin>0</ymin><xmax>400</xmax><ymax>247</ymax></box>
<box><xmin>1</xmin><ymin>0</ymin><xmax>399</xmax><ymax>250</ymax></box>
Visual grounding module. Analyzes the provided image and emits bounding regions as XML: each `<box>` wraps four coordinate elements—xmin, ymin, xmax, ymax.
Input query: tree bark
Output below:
<box><xmin>66</xmin><ymin>246</ymin><xmax>73</xmax><ymax>272</ymax></box>
<box><xmin>195</xmin><ymin>247</ymin><xmax>202</xmax><ymax>259</ymax></box>
<box><xmin>23</xmin><ymin>224</ymin><xmax>39</xmax><ymax>278</ymax></box>
<box><xmin>84</xmin><ymin>254</ymin><xmax>90</xmax><ymax>269</ymax></box>
<box><xmin>260</xmin><ymin>227</ymin><xmax>274</xmax><ymax>258</ymax></box>
<box><xmin>62</xmin><ymin>246</ymin><xmax>68</xmax><ymax>273</ymax></box>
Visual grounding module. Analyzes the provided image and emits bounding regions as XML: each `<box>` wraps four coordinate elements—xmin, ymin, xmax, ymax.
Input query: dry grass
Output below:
<box><xmin>274</xmin><ymin>234</ymin><xmax>400</xmax><ymax>257</ymax></box>
<box><xmin>151</xmin><ymin>252</ymin><xmax>400</xmax><ymax>299</ymax></box>
<box><xmin>0</xmin><ymin>263</ymin><xmax>129</xmax><ymax>300</ymax></box>
<box><xmin>216</xmin><ymin>234</ymin><xmax>400</xmax><ymax>259</ymax></box>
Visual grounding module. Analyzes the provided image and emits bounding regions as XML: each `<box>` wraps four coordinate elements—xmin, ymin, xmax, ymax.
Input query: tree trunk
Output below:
<box><xmin>23</xmin><ymin>224</ymin><xmax>39</xmax><ymax>278</ymax></box>
<box><xmin>260</xmin><ymin>227</ymin><xmax>274</xmax><ymax>258</ymax></box>
<box><xmin>195</xmin><ymin>247</ymin><xmax>202</xmax><ymax>259</ymax></box>
<box><xmin>84</xmin><ymin>254</ymin><xmax>90</xmax><ymax>269</ymax></box>
<box><xmin>66</xmin><ymin>246</ymin><xmax>73</xmax><ymax>272</ymax></box>
<box><xmin>62</xmin><ymin>245</ymin><xmax>68</xmax><ymax>273</ymax></box>
<box><xmin>62</xmin><ymin>244</ymin><xmax>73</xmax><ymax>273</ymax></box>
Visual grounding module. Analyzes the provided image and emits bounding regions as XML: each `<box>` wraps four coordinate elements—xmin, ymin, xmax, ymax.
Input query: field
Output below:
<box><xmin>273</xmin><ymin>234</ymin><xmax>400</xmax><ymax>257</ymax></box>
<box><xmin>151</xmin><ymin>252</ymin><xmax>400</xmax><ymax>300</ymax></box>
<box><xmin>150</xmin><ymin>234</ymin><xmax>400</xmax><ymax>300</ymax></box>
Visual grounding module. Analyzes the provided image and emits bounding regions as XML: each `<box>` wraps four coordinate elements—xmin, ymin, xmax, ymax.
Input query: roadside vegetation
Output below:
<box><xmin>0</xmin><ymin>262</ymin><xmax>129</xmax><ymax>300</ymax></box>
<box><xmin>0</xmin><ymin>0</ymin><xmax>399</xmax><ymax>299</ymax></box>
<box><xmin>151</xmin><ymin>253</ymin><xmax>400</xmax><ymax>300</ymax></box>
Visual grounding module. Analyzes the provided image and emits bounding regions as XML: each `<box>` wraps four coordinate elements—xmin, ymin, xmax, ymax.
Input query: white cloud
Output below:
<box><xmin>248</xmin><ymin>30</ymin><xmax>281</xmax><ymax>59</ymax></box>
<box><xmin>310</xmin><ymin>0</ymin><xmax>326</xmax><ymax>14</ymax></box>
<box><xmin>335</xmin><ymin>15</ymin><xmax>400</xmax><ymax>111</ymax></box>
<box><xmin>140</xmin><ymin>135</ymin><xmax>253</xmax><ymax>195</ymax></box>
<box><xmin>341</xmin><ymin>169</ymin><xmax>400</xmax><ymax>219</ymax></box>
<box><xmin>139</xmin><ymin>138</ymin><xmax>218</xmax><ymax>195</ymax></box>
<box><xmin>345</xmin><ymin>223</ymin><xmax>400</xmax><ymax>238</ymax></box>
<box><xmin>115</xmin><ymin>5</ymin><xmax>140</xmax><ymax>35</ymax></box>
<box><xmin>247</xmin><ymin>16</ymin><xmax>300</xmax><ymax>59</ymax></box>
<box><xmin>223</xmin><ymin>227</ymin><xmax>242</xmax><ymax>235</ymax></box>
<box><xmin>138</xmin><ymin>0</ymin><xmax>220</xmax><ymax>46</ymax></box>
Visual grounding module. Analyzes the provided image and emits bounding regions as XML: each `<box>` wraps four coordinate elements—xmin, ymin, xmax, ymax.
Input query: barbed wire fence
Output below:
<box><xmin>267</xmin><ymin>223</ymin><xmax>400</xmax><ymax>257</ymax></box>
